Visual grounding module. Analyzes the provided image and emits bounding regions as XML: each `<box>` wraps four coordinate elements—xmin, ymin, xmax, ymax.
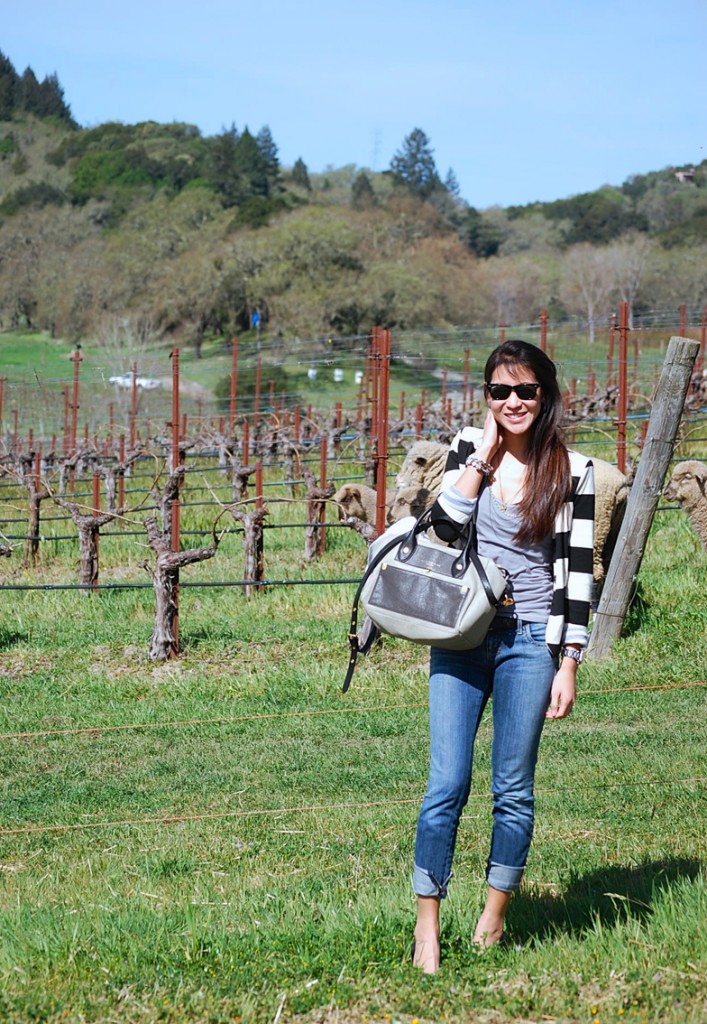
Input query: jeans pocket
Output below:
<box><xmin>523</xmin><ymin>622</ymin><xmax>548</xmax><ymax>645</ymax></box>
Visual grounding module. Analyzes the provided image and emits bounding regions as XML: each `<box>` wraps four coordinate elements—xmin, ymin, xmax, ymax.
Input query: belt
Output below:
<box><xmin>488</xmin><ymin>614</ymin><xmax>531</xmax><ymax>631</ymax></box>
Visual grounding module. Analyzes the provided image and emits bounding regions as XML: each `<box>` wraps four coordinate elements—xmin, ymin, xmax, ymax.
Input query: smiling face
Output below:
<box><xmin>486</xmin><ymin>363</ymin><xmax>542</xmax><ymax>438</ymax></box>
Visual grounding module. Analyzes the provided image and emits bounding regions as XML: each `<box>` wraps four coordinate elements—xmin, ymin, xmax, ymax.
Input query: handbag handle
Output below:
<box><xmin>343</xmin><ymin>506</ymin><xmax>500</xmax><ymax>693</ymax></box>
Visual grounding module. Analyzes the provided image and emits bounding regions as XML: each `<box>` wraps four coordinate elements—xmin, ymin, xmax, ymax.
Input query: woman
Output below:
<box><xmin>412</xmin><ymin>339</ymin><xmax>594</xmax><ymax>973</ymax></box>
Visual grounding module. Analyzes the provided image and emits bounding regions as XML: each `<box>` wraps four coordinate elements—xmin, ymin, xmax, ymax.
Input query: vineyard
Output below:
<box><xmin>0</xmin><ymin>313</ymin><xmax>706</xmax><ymax>1024</ymax></box>
<box><xmin>0</xmin><ymin>309</ymin><xmax>706</xmax><ymax>657</ymax></box>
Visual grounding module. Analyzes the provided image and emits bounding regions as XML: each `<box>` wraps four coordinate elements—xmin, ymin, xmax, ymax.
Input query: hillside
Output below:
<box><xmin>1</xmin><ymin>49</ymin><xmax>706</xmax><ymax>351</ymax></box>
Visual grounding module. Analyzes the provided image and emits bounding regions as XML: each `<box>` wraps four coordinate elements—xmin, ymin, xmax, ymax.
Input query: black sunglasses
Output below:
<box><xmin>485</xmin><ymin>382</ymin><xmax>541</xmax><ymax>401</ymax></box>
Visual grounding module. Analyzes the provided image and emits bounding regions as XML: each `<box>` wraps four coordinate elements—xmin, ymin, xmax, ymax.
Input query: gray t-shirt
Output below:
<box><xmin>446</xmin><ymin>484</ymin><xmax>554</xmax><ymax>623</ymax></box>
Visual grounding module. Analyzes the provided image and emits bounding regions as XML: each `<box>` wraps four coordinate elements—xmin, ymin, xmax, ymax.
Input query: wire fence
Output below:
<box><xmin>1</xmin><ymin>310</ymin><xmax>705</xmax><ymax>447</ymax></box>
<box><xmin>2</xmin><ymin>681</ymin><xmax>705</xmax><ymax>837</ymax></box>
<box><xmin>2</xmin><ymin>777</ymin><xmax>704</xmax><ymax>838</ymax></box>
<box><xmin>1</xmin><ymin>317</ymin><xmax>705</xmax><ymax>879</ymax></box>
<box><xmin>2</xmin><ymin>680</ymin><xmax>704</xmax><ymax>742</ymax></box>
<box><xmin>0</xmin><ymin>315</ymin><xmax>704</xmax><ymax>653</ymax></box>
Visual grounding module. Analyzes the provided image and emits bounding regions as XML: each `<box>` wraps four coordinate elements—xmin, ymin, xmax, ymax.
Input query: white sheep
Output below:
<box><xmin>386</xmin><ymin>484</ymin><xmax>435</xmax><ymax>524</ymax></box>
<box><xmin>592</xmin><ymin>458</ymin><xmax>629</xmax><ymax>588</ymax></box>
<box><xmin>332</xmin><ymin>483</ymin><xmax>389</xmax><ymax>524</ymax></box>
<box><xmin>663</xmin><ymin>460</ymin><xmax>707</xmax><ymax>549</ymax></box>
<box><xmin>394</xmin><ymin>440</ymin><xmax>448</xmax><ymax>495</ymax></box>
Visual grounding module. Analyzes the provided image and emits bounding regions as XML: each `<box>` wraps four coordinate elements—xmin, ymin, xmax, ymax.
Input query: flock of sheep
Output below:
<box><xmin>333</xmin><ymin>441</ymin><xmax>707</xmax><ymax>598</ymax></box>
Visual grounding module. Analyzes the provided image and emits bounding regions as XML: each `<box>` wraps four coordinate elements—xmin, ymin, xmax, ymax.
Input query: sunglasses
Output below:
<box><xmin>485</xmin><ymin>382</ymin><xmax>541</xmax><ymax>401</ymax></box>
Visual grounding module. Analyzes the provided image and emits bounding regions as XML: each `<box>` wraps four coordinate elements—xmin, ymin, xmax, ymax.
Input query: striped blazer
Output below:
<box><xmin>430</xmin><ymin>427</ymin><xmax>595</xmax><ymax>653</ymax></box>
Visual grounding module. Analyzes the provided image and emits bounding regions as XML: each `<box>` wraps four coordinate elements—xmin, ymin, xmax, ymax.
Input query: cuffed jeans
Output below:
<box><xmin>413</xmin><ymin>621</ymin><xmax>556</xmax><ymax>898</ymax></box>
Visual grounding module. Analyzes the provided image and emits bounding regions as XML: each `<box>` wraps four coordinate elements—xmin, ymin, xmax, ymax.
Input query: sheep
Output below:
<box><xmin>394</xmin><ymin>440</ymin><xmax>448</xmax><ymax>495</ymax></box>
<box><xmin>663</xmin><ymin>460</ymin><xmax>707</xmax><ymax>550</ymax></box>
<box><xmin>386</xmin><ymin>484</ymin><xmax>435</xmax><ymax>524</ymax></box>
<box><xmin>332</xmin><ymin>483</ymin><xmax>389</xmax><ymax>524</ymax></box>
<box><xmin>592</xmin><ymin>458</ymin><xmax>629</xmax><ymax>589</ymax></box>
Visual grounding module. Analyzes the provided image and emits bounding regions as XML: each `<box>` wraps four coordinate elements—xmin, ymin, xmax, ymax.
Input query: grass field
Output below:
<box><xmin>0</xmin><ymin>427</ymin><xmax>705</xmax><ymax>1024</ymax></box>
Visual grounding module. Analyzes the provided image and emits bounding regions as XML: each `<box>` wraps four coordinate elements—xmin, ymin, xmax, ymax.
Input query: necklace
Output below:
<box><xmin>496</xmin><ymin>464</ymin><xmax>524</xmax><ymax>513</ymax></box>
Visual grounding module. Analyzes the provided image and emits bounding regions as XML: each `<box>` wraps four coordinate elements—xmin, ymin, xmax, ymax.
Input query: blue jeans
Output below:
<box><xmin>413</xmin><ymin>621</ymin><xmax>556</xmax><ymax>897</ymax></box>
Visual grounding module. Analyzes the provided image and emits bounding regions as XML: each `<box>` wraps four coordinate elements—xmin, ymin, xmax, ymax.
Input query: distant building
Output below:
<box><xmin>674</xmin><ymin>167</ymin><xmax>696</xmax><ymax>183</ymax></box>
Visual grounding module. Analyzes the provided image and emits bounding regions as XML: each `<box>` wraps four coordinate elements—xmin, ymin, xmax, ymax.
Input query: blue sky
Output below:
<box><xmin>3</xmin><ymin>0</ymin><xmax>706</xmax><ymax>208</ymax></box>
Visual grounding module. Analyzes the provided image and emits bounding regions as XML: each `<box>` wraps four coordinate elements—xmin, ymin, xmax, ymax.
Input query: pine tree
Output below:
<box><xmin>234</xmin><ymin>127</ymin><xmax>269</xmax><ymax>198</ymax></box>
<box><xmin>390</xmin><ymin>128</ymin><xmax>441</xmax><ymax>199</ymax></box>
<box><xmin>292</xmin><ymin>157</ymin><xmax>311</xmax><ymax>191</ymax></box>
<box><xmin>17</xmin><ymin>67</ymin><xmax>41</xmax><ymax>114</ymax></box>
<box><xmin>444</xmin><ymin>167</ymin><xmax>461</xmax><ymax>197</ymax></box>
<box><xmin>351</xmin><ymin>170</ymin><xmax>377</xmax><ymax>209</ymax></box>
<box><xmin>0</xmin><ymin>53</ymin><xmax>73</xmax><ymax>124</ymax></box>
<box><xmin>256</xmin><ymin>125</ymin><xmax>281</xmax><ymax>192</ymax></box>
<box><xmin>0</xmin><ymin>51</ymin><xmax>19</xmax><ymax>121</ymax></box>
<box><xmin>208</xmin><ymin>124</ymin><xmax>241</xmax><ymax>206</ymax></box>
<box><xmin>36</xmin><ymin>72</ymin><xmax>74</xmax><ymax>123</ymax></box>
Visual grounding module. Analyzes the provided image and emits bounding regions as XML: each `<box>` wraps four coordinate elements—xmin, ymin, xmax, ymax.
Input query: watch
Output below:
<box><xmin>560</xmin><ymin>646</ymin><xmax>583</xmax><ymax>665</ymax></box>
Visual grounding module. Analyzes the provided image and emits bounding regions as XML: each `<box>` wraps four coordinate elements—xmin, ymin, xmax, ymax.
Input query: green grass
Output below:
<box><xmin>0</xmin><ymin>441</ymin><xmax>706</xmax><ymax>1022</ymax></box>
<box><xmin>0</xmin><ymin>331</ymin><xmax>80</xmax><ymax>378</ymax></box>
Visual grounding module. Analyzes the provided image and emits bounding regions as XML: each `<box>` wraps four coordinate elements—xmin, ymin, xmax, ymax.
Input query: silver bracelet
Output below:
<box><xmin>465</xmin><ymin>454</ymin><xmax>494</xmax><ymax>478</ymax></box>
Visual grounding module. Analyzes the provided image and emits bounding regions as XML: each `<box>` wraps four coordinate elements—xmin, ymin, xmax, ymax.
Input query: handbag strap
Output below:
<box><xmin>343</xmin><ymin>529</ymin><xmax>405</xmax><ymax>693</ymax></box>
<box><xmin>462</xmin><ymin>517</ymin><xmax>500</xmax><ymax>608</ymax></box>
<box><xmin>342</xmin><ymin>506</ymin><xmax>500</xmax><ymax>693</ymax></box>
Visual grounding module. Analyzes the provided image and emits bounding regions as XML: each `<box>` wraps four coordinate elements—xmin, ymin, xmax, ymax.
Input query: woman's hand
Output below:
<box><xmin>545</xmin><ymin>663</ymin><xmax>577</xmax><ymax>719</ymax></box>
<box><xmin>476</xmin><ymin>409</ymin><xmax>503</xmax><ymax>462</ymax></box>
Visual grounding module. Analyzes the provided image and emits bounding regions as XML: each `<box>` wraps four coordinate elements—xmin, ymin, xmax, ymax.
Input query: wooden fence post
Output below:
<box><xmin>129</xmin><ymin>362</ymin><xmax>138</xmax><ymax>450</ymax></box>
<box><xmin>616</xmin><ymin>302</ymin><xmax>629</xmax><ymax>473</ymax></box>
<box><xmin>229</xmin><ymin>335</ymin><xmax>238</xmax><ymax>433</ymax></box>
<box><xmin>170</xmin><ymin>347</ymin><xmax>181</xmax><ymax>656</ymax></box>
<box><xmin>587</xmin><ymin>336</ymin><xmax>700</xmax><ymax>660</ymax></box>
<box><xmin>539</xmin><ymin>309</ymin><xmax>548</xmax><ymax>354</ymax></box>
<box><xmin>318</xmin><ymin>436</ymin><xmax>328</xmax><ymax>556</ymax></box>
<box><xmin>375</xmin><ymin>328</ymin><xmax>391</xmax><ymax>536</ymax></box>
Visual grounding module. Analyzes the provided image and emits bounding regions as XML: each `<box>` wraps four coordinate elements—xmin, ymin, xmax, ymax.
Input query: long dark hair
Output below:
<box><xmin>484</xmin><ymin>339</ymin><xmax>570</xmax><ymax>543</ymax></box>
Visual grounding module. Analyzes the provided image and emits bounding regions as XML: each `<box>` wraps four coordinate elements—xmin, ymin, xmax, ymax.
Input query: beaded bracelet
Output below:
<box><xmin>464</xmin><ymin>454</ymin><xmax>495</xmax><ymax>478</ymax></box>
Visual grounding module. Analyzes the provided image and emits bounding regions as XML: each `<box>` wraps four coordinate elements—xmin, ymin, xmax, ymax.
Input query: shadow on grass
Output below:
<box><xmin>620</xmin><ymin>579</ymin><xmax>652</xmax><ymax>637</ymax></box>
<box><xmin>513</xmin><ymin>857</ymin><xmax>702</xmax><ymax>942</ymax></box>
<box><xmin>0</xmin><ymin>626</ymin><xmax>27</xmax><ymax>649</ymax></box>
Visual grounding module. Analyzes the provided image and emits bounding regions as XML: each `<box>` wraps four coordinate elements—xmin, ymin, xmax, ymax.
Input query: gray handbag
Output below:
<box><xmin>343</xmin><ymin>507</ymin><xmax>508</xmax><ymax>691</ymax></box>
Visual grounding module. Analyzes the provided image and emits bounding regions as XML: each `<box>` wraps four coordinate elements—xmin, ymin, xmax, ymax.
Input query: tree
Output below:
<box><xmin>0</xmin><ymin>51</ymin><xmax>19</xmax><ymax>120</ymax></box>
<box><xmin>465</xmin><ymin>206</ymin><xmax>506</xmax><ymax>257</ymax></box>
<box><xmin>351</xmin><ymin>170</ymin><xmax>377</xmax><ymax>210</ymax></box>
<box><xmin>35</xmin><ymin>72</ymin><xmax>75</xmax><ymax>123</ymax></box>
<box><xmin>155</xmin><ymin>238</ymin><xmax>226</xmax><ymax>357</ymax></box>
<box><xmin>0</xmin><ymin>53</ymin><xmax>74</xmax><ymax>124</ymax></box>
<box><xmin>291</xmin><ymin>157</ymin><xmax>311</xmax><ymax>191</ymax></box>
<box><xmin>390</xmin><ymin>128</ymin><xmax>441</xmax><ymax>199</ymax></box>
<box><xmin>232</xmin><ymin>127</ymin><xmax>270</xmax><ymax>199</ymax></box>
<box><xmin>208</xmin><ymin>124</ymin><xmax>241</xmax><ymax>206</ymax></box>
<box><xmin>560</xmin><ymin>244</ymin><xmax>614</xmax><ymax>343</ymax></box>
<box><xmin>543</xmin><ymin>187</ymin><xmax>647</xmax><ymax>245</ymax></box>
<box><xmin>470</xmin><ymin>254</ymin><xmax>546</xmax><ymax>325</ymax></box>
<box><xmin>256</xmin><ymin>125</ymin><xmax>281</xmax><ymax>193</ymax></box>
<box><xmin>606</xmin><ymin>233</ymin><xmax>653</xmax><ymax>327</ymax></box>
<box><xmin>444</xmin><ymin>167</ymin><xmax>461</xmax><ymax>197</ymax></box>
<box><xmin>17</xmin><ymin>68</ymin><xmax>41</xmax><ymax>113</ymax></box>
